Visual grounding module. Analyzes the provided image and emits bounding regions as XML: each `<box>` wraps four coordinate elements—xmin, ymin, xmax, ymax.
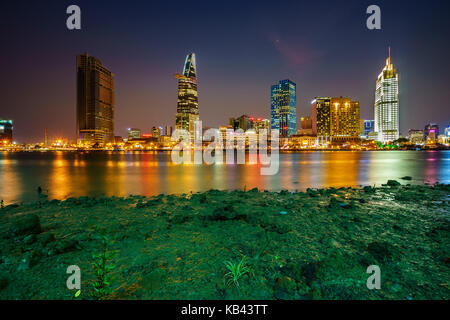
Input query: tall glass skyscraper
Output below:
<box><xmin>374</xmin><ymin>48</ymin><xmax>399</xmax><ymax>142</ymax></box>
<box><xmin>175</xmin><ymin>53</ymin><xmax>199</xmax><ymax>138</ymax></box>
<box><xmin>270</xmin><ymin>79</ymin><xmax>296</xmax><ymax>137</ymax></box>
<box><xmin>77</xmin><ymin>53</ymin><xmax>115</xmax><ymax>146</ymax></box>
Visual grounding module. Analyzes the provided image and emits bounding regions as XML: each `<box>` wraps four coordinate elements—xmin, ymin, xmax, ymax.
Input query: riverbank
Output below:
<box><xmin>0</xmin><ymin>182</ymin><xmax>449</xmax><ymax>300</ymax></box>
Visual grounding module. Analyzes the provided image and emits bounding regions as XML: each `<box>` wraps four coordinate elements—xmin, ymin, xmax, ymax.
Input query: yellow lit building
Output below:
<box><xmin>312</xmin><ymin>97</ymin><xmax>360</xmax><ymax>143</ymax></box>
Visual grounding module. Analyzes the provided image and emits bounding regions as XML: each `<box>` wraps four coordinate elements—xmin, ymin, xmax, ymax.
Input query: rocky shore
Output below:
<box><xmin>0</xmin><ymin>182</ymin><xmax>449</xmax><ymax>300</ymax></box>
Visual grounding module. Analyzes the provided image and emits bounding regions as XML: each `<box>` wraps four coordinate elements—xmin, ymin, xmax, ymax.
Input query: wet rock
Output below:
<box><xmin>136</xmin><ymin>198</ymin><xmax>162</xmax><ymax>208</ymax></box>
<box><xmin>208</xmin><ymin>203</ymin><xmax>243</xmax><ymax>221</ymax></box>
<box><xmin>10</xmin><ymin>214</ymin><xmax>41</xmax><ymax>237</ymax></box>
<box><xmin>300</xmin><ymin>261</ymin><xmax>321</xmax><ymax>286</ymax></box>
<box><xmin>64</xmin><ymin>197</ymin><xmax>79</xmax><ymax>205</ymax></box>
<box><xmin>367</xmin><ymin>241</ymin><xmax>396</xmax><ymax>262</ymax></box>
<box><xmin>395</xmin><ymin>193</ymin><xmax>411</xmax><ymax>202</ymax></box>
<box><xmin>135</xmin><ymin>201</ymin><xmax>146</xmax><ymax>208</ymax></box>
<box><xmin>328</xmin><ymin>197</ymin><xmax>340</xmax><ymax>209</ymax></box>
<box><xmin>191</xmin><ymin>193</ymin><xmax>207</xmax><ymax>204</ymax></box>
<box><xmin>339</xmin><ymin>202</ymin><xmax>352</xmax><ymax>209</ymax></box>
<box><xmin>274</xmin><ymin>276</ymin><xmax>297</xmax><ymax>299</ymax></box>
<box><xmin>55</xmin><ymin>239</ymin><xmax>78</xmax><ymax>254</ymax></box>
<box><xmin>39</xmin><ymin>233</ymin><xmax>55</xmax><ymax>245</ymax></box>
<box><xmin>17</xmin><ymin>251</ymin><xmax>40</xmax><ymax>272</ymax></box>
<box><xmin>79</xmin><ymin>196</ymin><xmax>89</xmax><ymax>203</ymax></box>
<box><xmin>4</xmin><ymin>204</ymin><xmax>20</xmax><ymax>210</ymax></box>
<box><xmin>0</xmin><ymin>278</ymin><xmax>8</xmax><ymax>291</ymax></box>
<box><xmin>387</xmin><ymin>180</ymin><xmax>401</xmax><ymax>187</ymax></box>
<box><xmin>23</xmin><ymin>234</ymin><xmax>37</xmax><ymax>245</ymax></box>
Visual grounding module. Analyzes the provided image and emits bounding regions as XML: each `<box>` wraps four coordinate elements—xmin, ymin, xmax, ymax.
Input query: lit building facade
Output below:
<box><xmin>424</xmin><ymin>123</ymin><xmax>439</xmax><ymax>144</ymax></box>
<box><xmin>270</xmin><ymin>79</ymin><xmax>296</xmax><ymax>137</ymax></box>
<box><xmin>229</xmin><ymin>115</ymin><xmax>252</xmax><ymax>131</ymax></box>
<box><xmin>312</xmin><ymin>97</ymin><xmax>360</xmax><ymax>143</ymax></box>
<box><xmin>152</xmin><ymin>126</ymin><xmax>161</xmax><ymax>138</ymax></box>
<box><xmin>77</xmin><ymin>53</ymin><xmax>115</xmax><ymax>145</ymax></box>
<box><xmin>424</xmin><ymin>123</ymin><xmax>439</xmax><ymax>138</ymax></box>
<box><xmin>364</xmin><ymin>120</ymin><xmax>375</xmax><ymax>137</ymax></box>
<box><xmin>408</xmin><ymin>129</ymin><xmax>424</xmax><ymax>144</ymax></box>
<box><xmin>128</xmin><ymin>128</ymin><xmax>141</xmax><ymax>140</ymax></box>
<box><xmin>165</xmin><ymin>126</ymin><xmax>173</xmax><ymax>137</ymax></box>
<box><xmin>298</xmin><ymin>116</ymin><xmax>313</xmax><ymax>136</ymax></box>
<box><xmin>252</xmin><ymin>118</ymin><xmax>270</xmax><ymax>134</ymax></box>
<box><xmin>175</xmin><ymin>53</ymin><xmax>199</xmax><ymax>139</ymax></box>
<box><xmin>0</xmin><ymin>119</ymin><xmax>13</xmax><ymax>144</ymax></box>
<box><xmin>374</xmin><ymin>48</ymin><xmax>399</xmax><ymax>142</ymax></box>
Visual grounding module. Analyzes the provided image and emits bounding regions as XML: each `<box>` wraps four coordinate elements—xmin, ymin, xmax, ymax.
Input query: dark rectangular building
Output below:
<box><xmin>0</xmin><ymin>119</ymin><xmax>13</xmax><ymax>144</ymax></box>
<box><xmin>77</xmin><ymin>53</ymin><xmax>114</xmax><ymax>146</ymax></box>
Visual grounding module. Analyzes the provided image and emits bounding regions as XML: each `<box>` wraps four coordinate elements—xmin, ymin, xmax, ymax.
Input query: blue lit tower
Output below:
<box><xmin>270</xmin><ymin>79</ymin><xmax>296</xmax><ymax>137</ymax></box>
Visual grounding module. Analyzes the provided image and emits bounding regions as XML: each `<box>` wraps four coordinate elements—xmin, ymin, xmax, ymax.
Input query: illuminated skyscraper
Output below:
<box><xmin>175</xmin><ymin>53</ymin><xmax>199</xmax><ymax>138</ymax></box>
<box><xmin>374</xmin><ymin>47</ymin><xmax>399</xmax><ymax>142</ymax></box>
<box><xmin>77</xmin><ymin>53</ymin><xmax>115</xmax><ymax>145</ymax></box>
<box><xmin>270</xmin><ymin>79</ymin><xmax>296</xmax><ymax>137</ymax></box>
<box><xmin>0</xmin><ymin>119</ymin><xmax>13</xmax><ymax>144</ymax></box>
<box><xmin>312</xmin><ymin>97</ymin><xmax>360</xmax><ymax>143</ymax></box>
<box><xmin>127</xmin><ymin>128</ymin><xmax>141</xmax><ymax>140</ymax></box>
<box><xmin>364</xmin><ymin>120</ymin><xmax>375</xmax><ymax>137</ymax></box>
<box><xmin>424</xmin><ymin>123</ymin><xmax>439</xmax><ymax>143</ymax></box>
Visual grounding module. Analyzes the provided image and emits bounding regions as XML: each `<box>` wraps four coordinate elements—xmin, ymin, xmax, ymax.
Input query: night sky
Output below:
<box><xmin>1</xmin><ymin>0</ymin><xmax>449</xmax><ymax>143</ymax></box>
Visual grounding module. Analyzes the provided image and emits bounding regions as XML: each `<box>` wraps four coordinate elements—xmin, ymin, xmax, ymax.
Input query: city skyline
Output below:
<box><xmin>1</xmin><ymin>0</ymin><xmax>450</xmax><ymax>143</ymax></box>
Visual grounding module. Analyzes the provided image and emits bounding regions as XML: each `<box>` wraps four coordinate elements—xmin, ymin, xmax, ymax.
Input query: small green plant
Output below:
<box><xmin>89</xmin><ymin>229</ymin><xmax>117</xmax><ymax>300</ymax></box>
<box><xmin>224</xmin><ymin>258</ymin><xmax>250</xmax><ymax>287</ymax></box>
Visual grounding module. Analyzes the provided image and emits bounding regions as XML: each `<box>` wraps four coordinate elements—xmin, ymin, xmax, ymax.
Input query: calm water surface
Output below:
<box><xmin>1</xmin><ymin>151</ymin><xmax>449</xmax><ymax>204</ymax></box>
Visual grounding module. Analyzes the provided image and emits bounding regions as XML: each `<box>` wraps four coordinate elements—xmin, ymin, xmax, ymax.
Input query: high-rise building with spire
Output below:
<box><xmin>374</xmin><ymin>47</ymin><xmax>399</xmax><ymax>142</ymax></box>
<box><xmin>174</xmin><ymin>53</ymin><xmax>199</xmax><ymax>139</ymax></box>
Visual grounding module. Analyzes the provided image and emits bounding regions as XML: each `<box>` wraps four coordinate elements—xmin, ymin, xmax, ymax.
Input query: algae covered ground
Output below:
<box><xmin>0</xmin><ymin>182</ymin><xmax>449</xmax><ymax>300</ymax></box>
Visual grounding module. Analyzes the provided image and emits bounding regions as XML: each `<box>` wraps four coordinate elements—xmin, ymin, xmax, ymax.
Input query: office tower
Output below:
<box><xmin>301</xmin><ymin>117</ymin><xmax>312</xmax><ymax>130</ymax></box>
<box><xmin>424</xmin><ymin>123</ymin><xmax>439</xmax><ymax>143</ymax></box>
<box><xmin>298</xmin><ymin>116</ymin><xmax>313</xmax><ymax>136</ymax></box>
<box><xmin>270</xmin><ymin>79</ymin><xmax>296</xmax><ymax>137</ymax></box>
<box><xmin>77</xmin><ymin>53</ymin><xmax>115</xmax><ymax>145</ymax></box>
<box><xmin>152</xmin><ymin>126</ymin><xmax>160</xmax><ymax>138</ymax></box>
<box><xmin>175</xmin><ymin>53</ymin><xmax>199</xmax><ymax>139</ymax></box>
<box><xmin>424</xmin><ymin>123</ymin><xmax>439</xmax><ymax>138</ymax></box>
<box><xmin>374</xmin><ymin>47</ymin><xmax>399</xmax><ymax>142</ymax></box>
<box><xmin>128</xmin><ymin>128</ymin><xmax>141</xmax><ymax>140</ymax></box>
<box><xmin>408</xmin><ymin>129</ymin><xmax>424</xmax><ymax>144</ymax></box>
<box><xmin>364</xmin><ymin>120</ymin><xmax>375</xmax><ymax>137</ymax></box>
<box><xmin>252</xmin><ymin>118</ymin><xmax>270</xmax><ymax>134</ymax></box>
<box><xmin>359</xmin><ymin>119</ymin><xmax>366</xmax><ymax>137</ymax></box>
<box><xmin>312</xmin><ymin>97</ymin><xmax>360</xmax><ymax>142</ymax></box>
<box><xmin>0</xmin><ymin>119</ymin><xmax>13</xmax><ymax>144</ymax></box>
<box><xmin>165</xmin><ymin>126</ymin><xmax>173</xmax><ymax>137</ymax></box>
<box><xmin>229</xmin><ymin>115</ymin><xmax>252</xmax><ymax>131</ymax></box>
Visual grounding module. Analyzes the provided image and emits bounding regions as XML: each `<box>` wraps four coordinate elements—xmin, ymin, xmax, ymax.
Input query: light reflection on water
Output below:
<box><xmin>0</xmin><ymin>150</ymin><xmax>449</xmax><ymax>204</ymax></box>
